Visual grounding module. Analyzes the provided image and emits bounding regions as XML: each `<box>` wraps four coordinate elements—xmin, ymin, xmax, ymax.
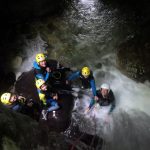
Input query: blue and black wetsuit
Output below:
<box><xmin>89</xmin><ymin>90</ymin><xmax>115</xmax><ymax>114</ymax></box>
<box><xmin>37</xmin><ymin>87</ymin><xmax>59</xmax><ymax>112</ymax></box>
<box><xmin>67</xmin><ymin>71</ymin><xmax>97</xmax><ymax>96</ymax></box>
<box><xmin>5</xmin><ymin>96</ymin><xmax>31</xmax><ymax>112</ymax></box>
<box><xmin>7</xmin><ymin>101</ymin><xmax>22</xmax><ymax>112</ymax></box>
<box><xmin>33</xmin><ymin>61</ymin><xmax>52</xmax><ymax>82</ymax></box>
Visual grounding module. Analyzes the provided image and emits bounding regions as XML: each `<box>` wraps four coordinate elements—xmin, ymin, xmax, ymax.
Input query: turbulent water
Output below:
<box><xmin>14</xmin><ymin>0</ymin><xmax>150</xmax><ymax>149</ymax></box>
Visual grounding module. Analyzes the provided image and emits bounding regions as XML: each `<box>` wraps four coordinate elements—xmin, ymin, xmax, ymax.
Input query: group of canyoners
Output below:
<box><xmin>0</xmin><ymin>53</ymin><xmax>115</xmax><ymax>120</ymax></box>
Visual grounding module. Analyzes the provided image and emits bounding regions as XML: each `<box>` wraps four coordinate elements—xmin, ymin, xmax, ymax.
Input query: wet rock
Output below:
<box><xmin>102</xmin><ymin>0</ymin><xmax>150</xmax><ymax>82</ymax></box>
<box><xmin>11</xmin><ymin>56</ymin><xmax>22</xmax><ymax>70</ymax></box>
<box><xmin>95</xmin><ymin>63</ymin><xmax>102</xmax><ymax>69</ymax></box>
<box><xmin>15</xmin><ymin>70</ymin><xmax>39</xmax><ymax>100</ymax></box>
<box><xmin>64</xmin><ymin>121</ymin><xmax>103</xmax><ymax>149</ymax></box>
<box><xmin>0</xmin><ymin>104</ymin><xmax>72</xmax><ymax>150</ymax></box>
<box><xmin>0</xmin><ymin>0</ymin><xmax>72</xmax><ymax>23</ymax></box>
<box><xmin>117</xmin><ymin>36</ymin><xmax>150</xmax><ymax>82</ymax></box>
<box><xmin>0</xmin><ymin>103</ymin><xmax>103</xmax><ymax>150</ymax></box>
<box><xmin>102</xmin><ymin>0</ymin><xmax>150</xmax><ymax>18</ymax></box>
<box><xmin>0</xmin><ymin>70</ymin><xmax>16</xmax><ymax>94</ymax></box>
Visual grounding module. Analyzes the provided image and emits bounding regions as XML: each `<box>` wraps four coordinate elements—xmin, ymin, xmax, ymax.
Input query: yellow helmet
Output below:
<box><xmin>36</xmin><ymin>53</ymin><xmax>46</xmax><ymax>63</ymax></box>
<box><xmin>1</xmin><ymin>93</ymin><xmax>11</xmax><ymax>105</ymax></box>
<box><xmin>81</xmin><ymin>67</ymin><xmax>90</xmax><ymax>76</ymax></box>
<box><xmin>36</xmin><ymin>79</ymin><xmax>45</xmax><ymax>89</ymax></box>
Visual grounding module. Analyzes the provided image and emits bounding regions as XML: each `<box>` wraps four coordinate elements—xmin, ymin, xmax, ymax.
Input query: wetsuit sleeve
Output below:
<box><xmin>90</xmin><ymin>79</ymin><xmax>97</xmax><ymax>96</ymax></box>
<box><xmin>44</xmin><ymin>72</ymin><xmax>50</xmax><ymax>81</ymax></box>
<box><xmin>108</xmin><ymin>91</ymin><xmax>115</xmax><ymax>114</ymax></box>
<box><xmin>67</xmin><ymin>71</ymin><xmax>80</xmax><ymax>81</ymax></box>
<box><xmin>35</xmin><ymin>71</ymin><xmax>50</xmax><ymax>82</ymax></box>
<box><xmin>34</xmin><ymin>61</ymin><xmax>51</xmax><ymax>81</ymax></box>
<box><xmin>88</xmin><ymin>99</ymin><xmax>95</xmax><ymax>109</ymax></box>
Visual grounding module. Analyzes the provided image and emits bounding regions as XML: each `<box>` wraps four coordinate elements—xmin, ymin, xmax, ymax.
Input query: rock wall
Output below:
<box><xmin>117</xmin><ymin>36</ymin><xmax>150</xmax><ymax>82</ymax></box>
<box><xmin>0</xmin><ymin>104</ymin><xmax>70</xmax><ymax>150</ymax></box>
<box><xmin>0</xmin><ymin>0</ymin><xmax>71</xmax><ymax>23</ymax></box>
<box><xmin>102</xmin><ymin>0</ymin><xmax>150</xmax><ymax>82</ymax></box>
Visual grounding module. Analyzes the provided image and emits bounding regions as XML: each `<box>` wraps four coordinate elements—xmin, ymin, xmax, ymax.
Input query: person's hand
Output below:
<box><xmin>18</xmin><ymin>96</ymin><xmax>26</xmax><ymax>103</ymax></box>
<box><xmin>94</xmin><ymin>96</ymin><xmax>99</xmax><ymax>101</ymax></box>
<box><xmin>53</xmin><ymin>93</ymin><xmax>58</xmax><ymax>100</ymax></box>
<box><xmin>18</xmin><ymin>96</ymin><xmax>25</xmax><ymax>100</ymax></box>
<box><xmin>84</xmin><ymin>107</ymin><xmax>90</xmax><ymax>114</ymax></box>
<box><xmin>46</xmin><ymin>67</ymin><xmax>51</xmax><ymax>72</ymax></box>
<box><xmin>66</xmin><ymin>80</ymin><xmax>69</xmax><ymax>85</ymax></box>
<box><xmin>27</xmin><ymin>101</ymin><xmax>33</xmax><ymax>107</ymax></box>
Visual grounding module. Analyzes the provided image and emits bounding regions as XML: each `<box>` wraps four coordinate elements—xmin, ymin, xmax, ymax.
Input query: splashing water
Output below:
<box><xmin>72</xmin><ymin>54</ymin><xmax>150</xmax><ymax>149</ymax></box>
<box><xmin>15</xmin><ymin>35</ymin><xmax>47</xmax><ymax>79</ymax></box>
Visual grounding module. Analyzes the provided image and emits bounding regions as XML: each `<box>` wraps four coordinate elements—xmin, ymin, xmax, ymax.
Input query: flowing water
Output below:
<box><xmin>14</xmin><ymin>0</ymin><xmax>150</xmax><ymax>149</ymax></box>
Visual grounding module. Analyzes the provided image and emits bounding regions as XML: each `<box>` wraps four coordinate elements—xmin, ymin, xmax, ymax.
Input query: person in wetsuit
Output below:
<box><xmin>0</xmin><ymin>92</ymin><xmax>37</xmax><ymax>114</ymax></box>
<box><xmin>86</xmin><ymin>83</ymin><xmax>115</xmax><ymax>114</ymax></box>
<box><xmin>67</xmin><ymin>66</ymin><xmax>98</xmax><ymax>100</ymax></box>
<box><xmin>33</xmin><ymin>53</ymin><xmax>52</xmax><ymax>82</ymax></box>
<box><xmin>35</xmin><ymin>79</ymin><xmax>60</xmax><ymax>120</ymax></box>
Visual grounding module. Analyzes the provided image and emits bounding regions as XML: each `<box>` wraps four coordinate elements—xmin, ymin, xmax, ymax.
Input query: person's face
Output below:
<box><xmin>83</xmin><ymin>75</ymin><xmax>89</xmax><ymax>78</ymax></box>
<box><xmin>40</xmin><ymin>83</ymin><xmax>47</xmax><ymax>91</ymax></box>
<box><xmin>10</xmin><ymin>94</ymin><xmax>17</xmax><ymax>103</ymax></box>
<box><xmin>101</xmin><ymin>88</ymin><xmax>109</xmax><ymax>97</ymax></box>
<box><xmin>39</xmin><ymin>60</ymin><xmax>46</xmax><ymax>68</ymax></box>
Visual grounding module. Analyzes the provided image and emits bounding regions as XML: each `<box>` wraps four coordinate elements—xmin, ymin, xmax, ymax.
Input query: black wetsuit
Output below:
<box><xmin>79</xmin><ymin>72</ymin><xmax>94</xmax><ymax>89</ymax></box>
<box><xmin>89</xmin><ymin>90</ymin><xmax>115</xmax><ymax>114</ymax></box>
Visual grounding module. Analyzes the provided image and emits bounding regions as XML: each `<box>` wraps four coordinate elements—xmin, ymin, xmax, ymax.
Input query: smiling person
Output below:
<box><xmin>33</xmin><ymin>53</ymin><xmax>52</xmax><ymax>82</ymax></box>
<box><xmin>36</xmin><ymin>79</ymin><xmax>60</xmax><ymax>120</ymax></box>
<box><xmin>0</xmin><ymin>92</ymin><xmax>31</xmax><ymax>112</ymax></box>
<box><xmin>86</xmin><ymin>83</ymin><xmax>115</xmax><ymax>114</ymax></box>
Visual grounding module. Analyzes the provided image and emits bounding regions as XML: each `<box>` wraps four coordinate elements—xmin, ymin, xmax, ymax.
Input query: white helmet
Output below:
<box><xmin>101</xmin><ymin>83</ymin><xmax>110</xmax><ymax>91</ymax></box>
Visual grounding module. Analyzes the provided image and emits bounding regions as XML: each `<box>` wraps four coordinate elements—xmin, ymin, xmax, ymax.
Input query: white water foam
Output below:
<box><xmin>15</xmin><ymin>35</ymin><xmax>47</xmax><ymax>79</ymax></box>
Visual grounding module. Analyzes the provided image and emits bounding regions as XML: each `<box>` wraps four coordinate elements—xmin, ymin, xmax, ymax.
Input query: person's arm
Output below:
<box><xmin>17</xmin><ymin>96</ymin><xmax>26</xmax><ymax>104</ymax></box>
<box><xmin>89</xmin><ymin>99</ymin><xmax>95</xmax><ymax>109</ymax></box>
<box><xmin>108</xmin><ymin>91</ymin><xmax>115</xmax><ymax>114</ymax></box>
<box><xmin>109</xmin><ymin>101</ymin><xmax>115</xmax><ymax>115</ymax></box>
<box><xmin>44</xmin><ymin>72</ymin><xmax>50</xmax><ymax>81</ymax></box>
<box><xmin>85</xmin><ymin>98</ymin><xmax>95</xmax><ymax>113</ymax></box>
<box><xmin>90</xmin><ymin>79</ymin><xmax>97</xmax><ymax>96</ymax></box>
<box><xmin>67</xmin><ymin>71</ymin><xmax>80</xmax><ymax>81</ymax></box>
